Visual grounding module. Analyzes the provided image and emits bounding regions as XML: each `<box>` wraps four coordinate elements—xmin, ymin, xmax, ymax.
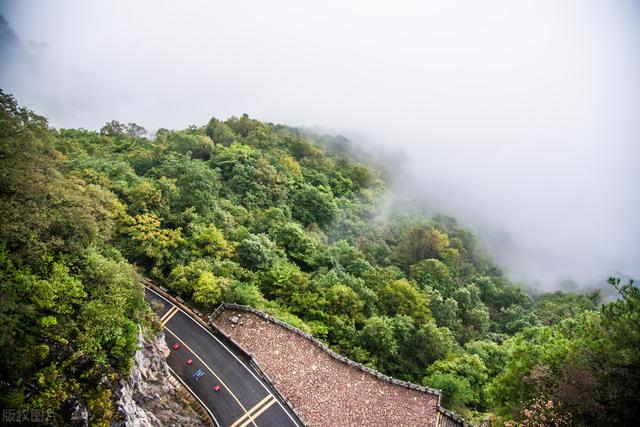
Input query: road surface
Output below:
<box><xmin>144</xmin><ymin>287</ymin><xmax>302</xmax><ymax>427</ymax></box>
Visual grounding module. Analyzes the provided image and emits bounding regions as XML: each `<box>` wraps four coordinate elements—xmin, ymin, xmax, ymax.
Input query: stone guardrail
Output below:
<box><xmin>211</xmin><ymin>302</ymin><xmax>444</xmax><ymax>399</ymax></box>
<box><xmin>437</xmin><ymin>406</ymin><xmax>474</xmax><ymax>427</ymax></box>
<box><xmin>209</xmin><ymin>321</ymin><xmax>308</xmax><ymax>426</ymax></box>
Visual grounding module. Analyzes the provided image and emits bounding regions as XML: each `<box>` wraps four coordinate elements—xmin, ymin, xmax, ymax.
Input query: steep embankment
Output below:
<box><xmin>114</xmin><ymin>331</ymin><xmax>208</xmax><ymax>427</ymax></box>
<box><xmin>3</xmin><ymin>90</ymin><xmax>636</xmax><ymax>426</ymax></box>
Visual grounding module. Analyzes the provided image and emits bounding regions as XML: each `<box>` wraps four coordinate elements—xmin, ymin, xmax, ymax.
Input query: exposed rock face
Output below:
<box><xmin>113</xmin><ymin>331</ymin><xmax>207</xmax><ymax>427</ymax></box>
<box><xmin>69</xmin><ymin>398</ymin><xmax>89</xmax><ymax>426</ymax></box>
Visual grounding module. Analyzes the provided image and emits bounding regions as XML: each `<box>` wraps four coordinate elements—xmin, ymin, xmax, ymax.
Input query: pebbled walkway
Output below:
<box><xmin>213</xmin><ymin>309</ymin><xmax>439</xmax><ymax>427</ymax></box>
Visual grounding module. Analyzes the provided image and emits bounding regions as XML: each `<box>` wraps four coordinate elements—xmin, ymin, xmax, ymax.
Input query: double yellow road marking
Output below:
<box><xmin>230</xmin><ymin>394</ymin><xmax>276</xmax><ymax>427</ymax></box>
<box><xmin>155</xmin><ymin>295</ymin><xmax>281</xmax><ymax>427</ymax></box>
<box><xmin>160</xmin><ymin>306</ymin><xmax>179</xmax><ymax>326</ymax></box>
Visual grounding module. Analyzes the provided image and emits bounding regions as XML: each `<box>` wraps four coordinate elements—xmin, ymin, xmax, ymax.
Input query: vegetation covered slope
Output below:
<box><xmin>0</xmin><ymin>92</ymin><xmax>149</xmax><ymax>424</ymax></box>
<box><xmin>0</xmin><ymin>90</ymin><xmax>638</xmax><ymax>425</ymax></box>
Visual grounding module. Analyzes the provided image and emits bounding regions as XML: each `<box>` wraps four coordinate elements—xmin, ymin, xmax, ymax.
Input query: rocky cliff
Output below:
<box><xmin>112</xmin><ymin>331</ymin><xmax>208</xmax><ymax>427</ymax></box>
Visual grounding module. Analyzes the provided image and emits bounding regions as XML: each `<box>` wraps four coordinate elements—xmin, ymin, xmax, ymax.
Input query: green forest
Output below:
<box><xmin>1</xmin><ymin>90</ymin><xmax>638</xmax><ymax>426</ymax></box>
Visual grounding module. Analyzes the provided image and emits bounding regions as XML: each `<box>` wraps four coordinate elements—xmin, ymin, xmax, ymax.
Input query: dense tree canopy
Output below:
<box><xmin>0</xmin><ymin>91</ymin><xmax>147</xmax><ymax>425</ymax></box>
<box><xmin>1</xmin><ymin>90</ymin><xmax>636</xmax><ymax>425</ymax></box>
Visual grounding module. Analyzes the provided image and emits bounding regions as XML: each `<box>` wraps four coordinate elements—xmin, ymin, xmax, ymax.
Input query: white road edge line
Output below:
<box><xmin>168</xmin><ymin>365</ymin><xmax>221</xmax><ymax>427</ymax></box>
<box><xmin>146</xmin><ymin>286</ymin><xmax>301</xmax><ymax>427</ymax></box>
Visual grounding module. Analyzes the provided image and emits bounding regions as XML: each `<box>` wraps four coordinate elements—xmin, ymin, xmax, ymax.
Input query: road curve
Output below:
<box><xmin>144</xmin><ymin>287</ymin><xmax>302</xmax><ymax>427</ymax></box>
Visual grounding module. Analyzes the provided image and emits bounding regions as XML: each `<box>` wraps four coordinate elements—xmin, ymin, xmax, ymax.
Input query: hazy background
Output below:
<box><xmin>1</xmin><ymin>0</ymin><xmax>638</xmax><ymax>289</ymax></box>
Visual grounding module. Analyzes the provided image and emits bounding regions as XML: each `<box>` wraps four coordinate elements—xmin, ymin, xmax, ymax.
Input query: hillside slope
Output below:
<box><xmin>1</xmin><ymin>90</ymin><xmax>638</xmax><ymax>425</ymax></box>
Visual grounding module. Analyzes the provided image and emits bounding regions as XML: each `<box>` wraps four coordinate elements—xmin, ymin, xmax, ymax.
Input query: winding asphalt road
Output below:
<box><xmin>144</xmin><ymin>287</ymin><xmax>302</xmax><ymax>427</ymax></box>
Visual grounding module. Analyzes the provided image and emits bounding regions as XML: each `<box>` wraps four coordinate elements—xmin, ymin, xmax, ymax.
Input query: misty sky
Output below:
<box><xmin>1</xmin><ymin>0</ymin><xmax>638</xmax><ymax>289</ymax></box>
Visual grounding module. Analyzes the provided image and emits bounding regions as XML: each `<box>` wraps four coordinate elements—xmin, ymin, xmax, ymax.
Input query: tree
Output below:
<box><xmin>327</xmin><ymin>284</ymin><xmax>364</xmax><ymax>319</ymax></box>
<box><xmin>231</xmin><ymin>282</ymin><xmax>267</xmax><ymax>307</ymax></box>
<box><xmin>359</xmin><ymin>316</ymin><xmax>398</xmax><ymax>365</ymax></box>
<box><xmin>122</xmin><ymin>213</ymin><xmax>184</xmax><ymax>269</ymax></box>
<box><xmin>487</xmin><ymin>325</ymin><xmax>574</xmax><ymax>418</ymax></box>
<box><xmin>189</xmin><ymin>223</ymin><xmax>233</xmax><ymax>259</ymax></box>
<box><xmin>225</xmin><ymin>157</ymin><xmax>286</xmax><ymax>209</ymax></box>
<box><xmin>423</xmin><ymin>372</ymin><xmax>474</xmax><ymax>409</ymax></box>
<box><xmin>290</xmin><ymin>183</ymin><xmax>338</xmax><ymax>228</ymax></box>
<box><xmin>100</xmin><ymin>120</ymin><xmax>126</xmax><ymax>137</ymax></box>
<box><xmin>205</xmin><ymin>117</ymin><xmax>236</xmax><ymax>146</ymax></box>
<box><xmin>425</xmin><ymin>353</ymin><xmax>489</xmax><ymax>408</ymax></box>
<box><xmin>465</xmin><ymin>340</ymin><xmax>509</xmax><ymax>378</ymax></box>
<box><xmin>392</xmin><ymin>226</ymin><xmax>450</xmax><ymax>270</ymax></box>
<box><xmin>262</xmin><ymin>259</ymin><xmax>309</xmax><ymax>300</ymax></box>
<box><xmin>250</xmin><ymin>207</ymin><xmax>289</xmax><ymax>235</ymax></box>
<box><xmin>193</xmin><ymin>271</ymin><xmax>224</xmax><ymax>309</ymax></box>
<box><xmin>411</xmin><ymin>321</ymin><xmax>456</xmax><ymax>368</ymax></box>
<box><xmin>274</xmin><ymin>153</ymin><xmax>302</xmax><ymax>178</ymax></box>
<box><xmin>273</xmin><ymin>222</ymin><xmax>318</xmax><ymax>266</ymax></box>
<box><xmin>287</xmin><ymin>136</ymin><xmax>320</xmax><ymax>159</ymax></box>
<box><xmin>496</xmin><ymin>304</ymin><xmax>538</xmax><ymax>335</ymax></box>
<box><xmin>0</xmin><ymin>92</ymin><xmax>146</xmax><ymax>422</ymax></box>
<box><xmin>226</xmin><ymin>113</ymin><xmax>260</xmax><ymax>137</ymax></box>
<box><xmin>410</xmin><ymin>258</ymin><xmax>453</xmax><ymax>293</ymax></box>
<box><xmin>326</xmin><ymin>315</ymin><xmax>358</xmax><ymax>353</ymax></box>
<box><xmin>427</xmin><ymin>288</ymin><xmax>462</xmax><ymax>334</ymax></box>
<box><xmin>377</xmin><ymin>279</ymin><xmax>432</xmax><ymax>324</ymax></box>
<box><xmin>12</xmin><ymin>88</ymin><xmax>636</xmax><ymax>422</ymax></box>
<box><xmin>534</xmin><ymin>290</ymin><xmax>601</xmax><ymax>326</ymax></box>
<box><xmin>122</xmin><ymin>179</ymin><xmax>165</xmax><ymax>215</ymax></box>
<box><xmin>454</xmin><ymin>284</ymin><xmax>490</xmax><ymax>342</ymax></box>
<box><xmin>100</xmin><ymin>121</ymin><xmax>147</xmax><ymax>138</ymax></box>
<box><xmin>168</xmin><ymin>131</ymin><xmax>214</xmax><ymax>160</ymax></box>
<box><xmin>316</xmin><ymin>240</ymin><xmax>368</xmax><ymax>272</ymax></box>
<box><xmin>124</xmin><ymin>122</ymin><xmax>147</xmax><ymax>138</ymax></box>
<box><xmin>211</xmin><ymin>141</ymin><xmax>260</xmax><ymax>180</ymax></box>
<box><xmin>150</xmin><ymin>154</ymin><xmax>221</xmax><ymax>219</ymax></box>
<box><xmin>236</xmin><ymin>234</ymin><xmax>277</xmax><ymax>271</ymax></box>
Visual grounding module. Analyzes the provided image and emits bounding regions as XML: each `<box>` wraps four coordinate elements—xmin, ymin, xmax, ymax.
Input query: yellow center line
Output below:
<box><xmin>161</xmin><ymin>306</ymin><xmax>179</xmax><ymax>326</ymax></box>
<box><xmin>159</xmin><ymin>306</ymin><xmax>178</xmax><ymax>322</ymax></box>
<box><xmin>164</xmin><ymin>306</ymin><xmax>176</xmax><ymax>319</ymax></box>
<box><xmin>158</xmin><ymin>306</ymin><xmax>172</xmax><ymax>322</ymax></box>
<box><xmin>237</xmin><ymin>398</ymin><xmax>277</xmax><ymax>427</ymax></box>
<box><xmin>147</xmin><ymin>285</ymin><xmax>301</xmax><ymax>427</ymax></box>
<box><xmin>230</xmin><ymin>394</ymin><xmax>274</xmax><ymax>427</ymax></box>
<box><xmin>163</xmin><ymin>326</ymin><xmax>258</xmax><ymax>427</ymax></box>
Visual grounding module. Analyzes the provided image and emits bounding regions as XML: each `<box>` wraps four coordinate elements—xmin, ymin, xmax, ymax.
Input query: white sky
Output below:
<box><xmin>1</xmin><ymin>0</ymin><xmax>639</xmax><ymax>288</ymax></box>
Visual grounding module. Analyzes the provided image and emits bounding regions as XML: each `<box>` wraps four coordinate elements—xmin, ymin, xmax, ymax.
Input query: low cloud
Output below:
<box><xmin>1</xmin><ymin>0</ymin><xmax>638</xmax><ymax>289</ymax></box>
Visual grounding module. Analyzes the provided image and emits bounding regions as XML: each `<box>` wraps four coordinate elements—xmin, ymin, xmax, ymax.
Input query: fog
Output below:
<box><xmin>1</xmin><ymin>0</ymin><xmax>639</xmax><ymax>289</ymax></box>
